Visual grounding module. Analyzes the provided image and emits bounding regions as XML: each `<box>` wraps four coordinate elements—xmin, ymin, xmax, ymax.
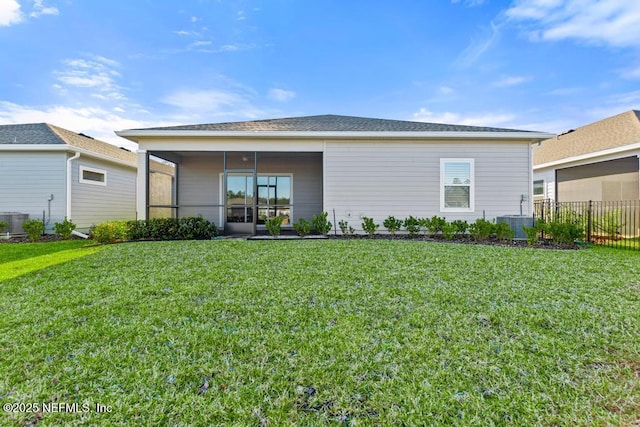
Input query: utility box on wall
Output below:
<box><xmin>497</xmin><ymin>215</ymin><xmax>534</xmax><ymax>240</ymax></box>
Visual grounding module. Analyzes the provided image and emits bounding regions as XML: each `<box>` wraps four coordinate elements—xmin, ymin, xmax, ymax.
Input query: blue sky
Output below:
<box><xmin>1</xmin><ymin>0</ymin><xmax>639</xmax><ymax>149</ymax></box>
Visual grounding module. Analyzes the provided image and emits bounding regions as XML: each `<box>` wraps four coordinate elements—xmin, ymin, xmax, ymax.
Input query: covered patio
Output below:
<box><xmin>143</xmin><ymin>150</ymin><xmax>323</xmax><ymax>234</ymax></box>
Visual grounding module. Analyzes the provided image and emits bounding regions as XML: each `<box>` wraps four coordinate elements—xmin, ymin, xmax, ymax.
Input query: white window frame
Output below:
<box><xmin>79</xmin><ymin>165</ymin><xmax>107</xmax><ymax>186</ymax></box>
<box><xmin>440</xmin><ymin>158</ymin><xmax>474</xmax><ymax>212</ymax></box>
<box><xmin>533</xmin><ymin>179</ymin><xmax>545</xmax><ymax>197</ymax></box>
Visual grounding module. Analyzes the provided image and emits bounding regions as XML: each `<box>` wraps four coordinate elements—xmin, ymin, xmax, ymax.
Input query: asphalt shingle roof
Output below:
<box><xmin>135</xmin><ymin>114</ymin><xmax>537</xmax><ymax>133</ymax></box>
<box><xmin>533</xmin><ymin>110</ymin><xmax>640</xmax><ymax>165</ymax></box>
<box><xmin>0</xmin><ymin>123</ymin><xmax>136</xmax><ymax>165</ymax></box>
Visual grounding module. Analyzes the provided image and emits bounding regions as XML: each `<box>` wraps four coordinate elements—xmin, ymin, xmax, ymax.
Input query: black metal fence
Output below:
<box><xmin>534</xmin><ymin>199</ymin><xmax>640</xmax><ymax>250</ymax></box>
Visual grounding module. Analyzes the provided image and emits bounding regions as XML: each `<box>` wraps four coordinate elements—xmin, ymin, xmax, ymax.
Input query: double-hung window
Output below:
<box><xmin>441</xmin><ymin>159</ymin><xmax>474</xmax><ymax>212</ymax></box>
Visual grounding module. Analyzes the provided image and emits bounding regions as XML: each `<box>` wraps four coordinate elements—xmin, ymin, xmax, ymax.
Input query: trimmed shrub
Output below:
<box><xmin>545</xmin><ymin>220</ymin><xmax>583</xmax><ymax>245</ymax></box>
<box><xmin>469</xmin><ymin>218</ymin><xmax>493</xmax><ymax>242</ymax></box>
<box><xmin>451</xmin><ymin>220</ymin><xmax>468</xmax><ymax>236</ymax></box>
<box><xmin>91</xmin><ymin>221</ymin><xmax>131</xmax><ymax>244</ymax></box>
<box><xmin>522</xmin><ymin>219</ymin><xmax>545</xmax><ymax>246</ymax></box>
<box><xmin>312</xmin><ymin>212</ymin><xmax>332</xmax><ymax>236</ymax></box>
<box><xmin>132</xmin><ymin>217</ymin><xmax>217</xmax><ymax>241</ymax></box>
<box><xmin>361</xmin><ymin>216</ymin><xmax>379</xmax><ymax>237</ymax></box>
<box><xmin>175</xmin><ymin>217</ymin><xmax>217</xmax><ymax>240</ymax></box>
<box><xmin>22</xmin><ymin>219</ymin><xmax>45</xmax><ymax>242</ymax></box>
<box><xmin>383</xmin><ymin>216</ymin><xmax>403</xmax><ymax>234</ymax></box>
<box><xmin>494</xmin><ymin>221</ymin><xmax>515</xmax><ymax>241</ymax></box>
<box><xmin>293</xmin><ymin>218</ymin><xmax>312</xmax><ymax>237</ymax></box>
<box><xmin>421</xmin><ymin>215</ymin><xmax>446</xmax><ymax>237</ymax></box>
<box><xmin>54</xmin><ymin>217</ymin><xmax>76</xmax><ymax>240</ymax></box>
<box><xmin>403</xmin><ymin>216</ymin><xmax>421</xmax><ymax>238</ymax></box>
<box><xmin>338</xmin><ymin>220</ymin><xmax>355</xmax><ymax>237</ymax></box>
<box><xmin>264</xmin><ymin>215</ymin><xmax>284</xmax><ymax>237</ymax></box>
<box><xmin>441</xmin><ymin>222</ymin><xmax>457</xmax><ymax>240</ymax></box>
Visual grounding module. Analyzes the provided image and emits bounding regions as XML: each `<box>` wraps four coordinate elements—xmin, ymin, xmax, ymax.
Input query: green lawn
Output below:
<box><xmin>1</xmin><ymin>240</ymin><xmax>638</xmax><ymax>426</ymax></box>
<box><xmin>0</xmin><ymin>240</ymin><xmax>103</xmax><ymax>281</ymax></box>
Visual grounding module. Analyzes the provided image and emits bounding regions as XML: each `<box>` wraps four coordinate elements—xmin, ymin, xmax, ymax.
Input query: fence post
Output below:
<box><xmin>587</xmin><ymin>200</ymin><xmax>592</xmax><ymax>244</ymax></box>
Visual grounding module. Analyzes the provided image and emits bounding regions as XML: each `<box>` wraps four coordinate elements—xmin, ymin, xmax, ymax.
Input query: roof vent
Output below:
<box><xmin>78</xmin><ymin>132</ymin><xmax>94</xmax><ymax>139</ymax></box>
<box><xmin>558</xmin><ymin>129</ymin><xmax>575</xmax><ymax>137</ymax></box>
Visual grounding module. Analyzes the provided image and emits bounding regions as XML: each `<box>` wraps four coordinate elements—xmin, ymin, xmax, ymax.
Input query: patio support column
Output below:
<box><xmin>136</xmin><ymin>150</ymin><xmax>148</xmax><ymax>220</ymax></box>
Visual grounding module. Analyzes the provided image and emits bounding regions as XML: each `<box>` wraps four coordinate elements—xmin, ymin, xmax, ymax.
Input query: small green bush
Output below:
<box><xmin>361</xmin><ymin>216</ymin><xmax>379</xmax><ymax>237</ymax></box>
<box><xmin>441</xmin><ymin>222</ymin><xmax>457</xmax><ymax>240</ymax></box>
<box><xmin>54</xmin><ymin>217</ymin><xmax>76</xmax><ymax>240</ymax></box>
<box><xmin>469</xmin><ymin>218</ymin><xmax>493</xmax><ymax>241</ymax></box>
<box><xmin>264</xmin><ymin>215</ymin><xmax>284</xmax><ymax>237</ymax></box>
<box><xmin>0</xmin><ymin>220</ymin><xmax>8</xmax><ymax>233</ymax></box>
<box><xmin>421</xmin><ymin>215</ymin><xmax>446</xmax><ymax>237</ymax></box>
<box><xmin>293</xmin><ymin>218</ymin><xmax>312</xmax><ymax>237</ymax></box>
<box><xmin>22</xmin><ymin>219</ymin><xmax>45</xmax><ymax>242</ymax></box>
<box><xmin>451</xmin><ymin>220</ymin><xmax>468</xmax><ymax>235</ymax></box>
<box><xmin>522</xmin><ymin>219</ymin><xmax>545</xmax><ymax>246</ymax></box>
<box><xmin>494</xmin><ymin>221</ymin><xmax>514</xmax><ymax>241</ymax></box>
<box><xmin>403</xmin><ymin>216</ymin><xmax>421</xmax><ymax>238</ymax></box>
<box><xmin>176</xmin><ymin>217</ymin><xmax>217</xmax><ymax>240</ymax></box>
<box><xmin>338</xmin><ymin>220</ymin><xmax>355</xmax><ymax>236</ymax></box>
<box><xmin>545</xmin><ymin>220</ymin><xmax>583</xmax><ymax>245</ymax></box>
<box><xmin>91</xmin><ymin>221</ymin><xmax>131</xmax><ymax>244</ymax></box>
<box><xmin>312</xmin><ymin>212</ymin><xmax>332</xmax><ymax>236</ymax></box>
<box><xmin>383</xmin><ymin>216</ymin><xmax>403</xmax><ymax>234</ymax></box>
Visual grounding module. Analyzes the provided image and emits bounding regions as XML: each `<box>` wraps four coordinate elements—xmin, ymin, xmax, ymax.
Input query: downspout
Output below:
<box><xmin>66</xmin><ymin>151</ymin><xmax>80</xmax><ymax>220</ymax></box>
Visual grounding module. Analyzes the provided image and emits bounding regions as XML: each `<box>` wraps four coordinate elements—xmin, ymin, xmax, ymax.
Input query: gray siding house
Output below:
<box><xmin>0</xmin><ymin>123</ymin><xmax>139</xmax><ymax>233</ymax></box>
<box><xmin>116</xmin><ymin>115</ymin><xmax>553</xmax><ymax>234</ymax></box>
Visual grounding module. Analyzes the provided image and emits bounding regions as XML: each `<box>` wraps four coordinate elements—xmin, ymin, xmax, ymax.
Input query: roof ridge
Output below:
<box><xmin>128</xmin><ymin>114</ymin><xmax>538</xmax><ymax>133</ymax></box>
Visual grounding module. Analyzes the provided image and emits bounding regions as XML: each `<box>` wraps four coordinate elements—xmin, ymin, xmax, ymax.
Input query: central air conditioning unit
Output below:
<box><xmin>497</xmin><ymin>215</ymin><xmax>534</xmax><ymax>240</ymax></box>
<box><xmin>0</xmin><ymin>212</ymin><xmax>30</xmax><ymax>235</ymax></box>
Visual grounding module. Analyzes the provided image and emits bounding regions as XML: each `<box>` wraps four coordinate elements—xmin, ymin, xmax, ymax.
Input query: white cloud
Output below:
<box><xmin>412</xmin><ymin>108</ymin><xmax>517</xmax><ymax>127</ymax></box>
<box><xmin>31</xmin><ymin>0</ymin><xmax>58</xmax><ymax>18</ymax></box>
<box><xmin>439</xmin><ymin>86</ymin><xmax>455</xmax><ymax>95</ymax></box>
<box><xmin>0</xmin><ymin>0</ymin><xmax>23</xmax><ymax>26</ymax></box>
<box><xmin>53</xmin><ymin>56</ymin><xmax>126</xmax><ymax>101</ymax></box>
<box><xmin>544</xmin><ymin>86</ymin><xmax>583</xmax><ymax>96</ymax></box>
<box><xmin>506</xmin><ymin>0</ymin><xmax>640</xmax><ymax>47</ymax></box>
<box><xmin>492</xmin><ymin>75</ymin><xmax>530</xmax><ymax>87</ymax></box>
<box><xmin>161</xmin><ymin>87</ymin><xmax>267</xmax><ymax>121</ymax></box>
<box><xmin>191</xmin><ymin>40</ymin><xmax>212</xmax><ymax>47</ymax></box>
<box><xmin>455</xmin><ymin>21</ymin><xmax>501</xmax><ymax>67</ymax></box>
<box><xmin>268</xmin><ymin>88</ymin><xmax>296</xmax><ymax>102</ymax></box>
<box><xmin>0</xmin><ymin>101</ymin><xmax>161</xmax><ymax>149</ymax></box>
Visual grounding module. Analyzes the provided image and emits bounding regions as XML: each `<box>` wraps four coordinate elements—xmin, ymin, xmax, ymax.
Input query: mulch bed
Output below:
<box><xmin>0</xmin><ymin>235</ymin><xmax>85</xmax><ymax>244</ymax></box>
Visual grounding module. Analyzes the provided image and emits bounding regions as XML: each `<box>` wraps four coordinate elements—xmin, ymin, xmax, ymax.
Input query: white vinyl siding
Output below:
<box><xmin>0</xmin><ymin>151</ymin><xmax>67</xmax><ymax>233</ymax></box>
<box><xmin>71</xmin><ymin>157</ymin><xmax>136</xmax><ymax>231</ymax></box>
<box><xmin>324</xmin><ymin>140</ymin><xmax>531</xmax><ymax>230</ymax></box>
<box><xmin>532</xmin><ymin>168</ymin><xmax>556</xmax><ymax>201</ymax></box>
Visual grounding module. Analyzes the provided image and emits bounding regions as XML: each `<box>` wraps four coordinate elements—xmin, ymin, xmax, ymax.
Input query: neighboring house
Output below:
<box><xmin>116</xmin><ymin>114</ymin><xmax>553</xmax><ymax>234</ymax></box>
<box><xmin>533</xmin><ymin>110</ymin><xmax>640</xmax><ymax>202</ymax></box>
<box><xmin>0</xmin><ymin>123</ymin><xmax>143</xmax><ymax>234</ymax></box>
